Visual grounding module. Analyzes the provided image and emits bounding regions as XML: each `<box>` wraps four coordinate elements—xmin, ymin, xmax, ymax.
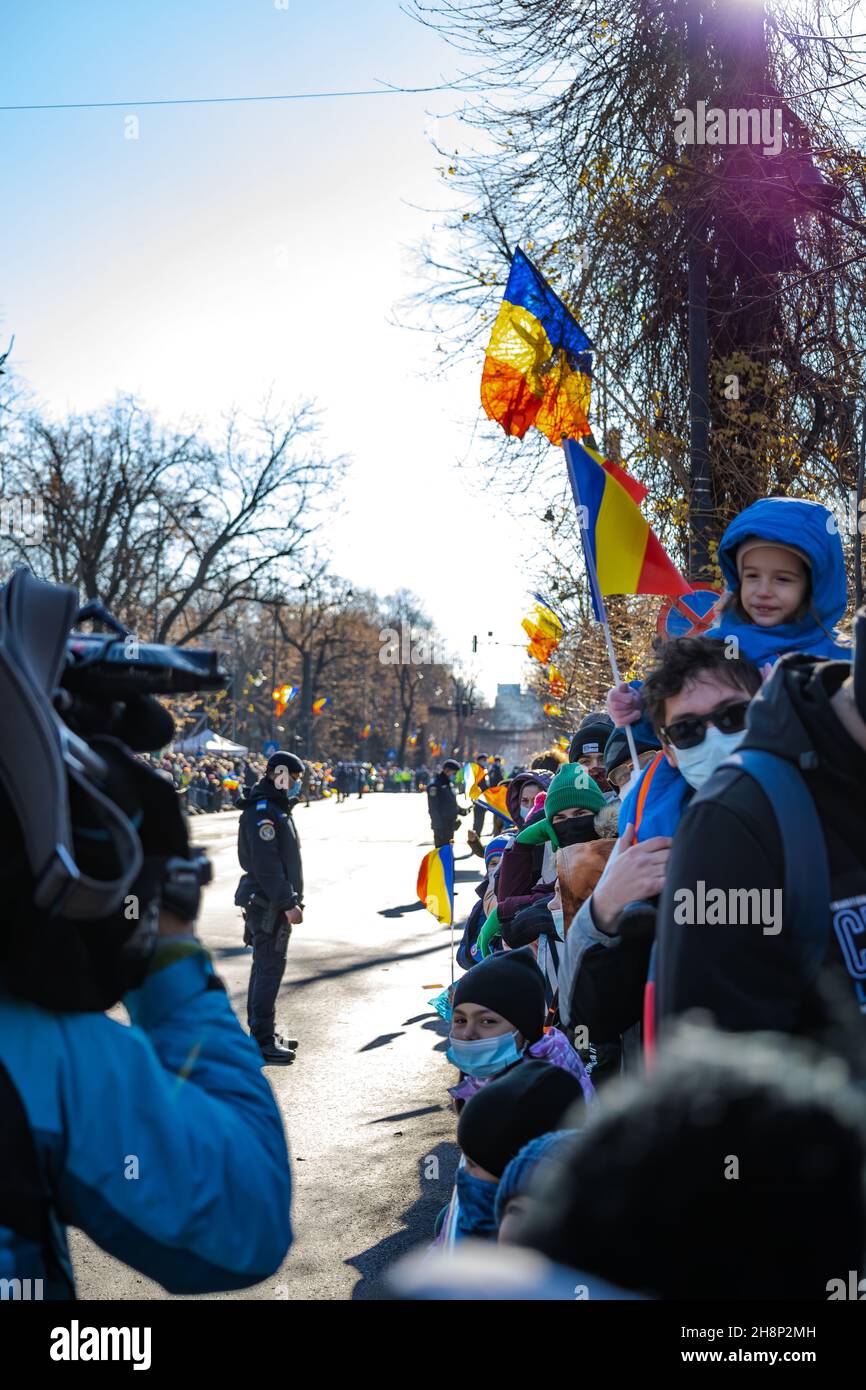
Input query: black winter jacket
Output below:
<box><xmin>236</xmin><ymin>778</ymin><xmax>304</xmax><ymax>913</ymax></box>
<box><xmin>427</xmin><ymin>771</ymin><xmax>460</xmax><ymax>836</ymax></box>
<box><xmin>656</xmin><ymin>656</ymin><xmax>866</xmax><ymax>1066</ymax></box>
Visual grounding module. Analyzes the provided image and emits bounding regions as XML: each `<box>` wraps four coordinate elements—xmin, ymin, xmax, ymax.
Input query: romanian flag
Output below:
<box><xmin>475</xmin><ymin>784</ymin><xmax>515</xmax><ymax>826</ymax></box>
<box><xmin>481</xmin><ymin>248</ymin><xmax>593</xmax><ymax>446</ymax></box>
<box><xmin>548</xmin><ymin>665</ymin><xmax>566</xmax><ymax>699</ymax></box>
<box><xmin>312</xmin><ymin>696</ymin><xmax>330</xmax><ymax>716</ymax></box>
<box><xmin>417</xmin><ymin>845</ymin><xmax>455</xmax><ymax>926</ymax></box>
<box><xmin>360</xmin><ymin>723</ymin><xmax>371</xmax><ymax>739</ymax></box>
<box><xmin>543</xmin><ymin>700</ymin><xmax>563</xmax><ymax>718</ymax></box>
<box><xmin>521</xmin><ymin>600</ymin><xmax>564</xmax><ymax>665</ymax></box>
<box><xmin>577</xmin><ymin>437</ymin><xmax>648</xmax><ymax>507</ymax></box>
<box><xmin>564</xmin><ymin>438</ymin><xmax>690</xmax><ymax>598</ymax></box>
<box><xmin>463</xmin><ymin>761</ymin><xmax>486</xmax><ymax>800</ymax></box>
<box><xmin>272</xmin><ymin>684</ymin><xmax>298</xmax><ymax>718</ymax></box>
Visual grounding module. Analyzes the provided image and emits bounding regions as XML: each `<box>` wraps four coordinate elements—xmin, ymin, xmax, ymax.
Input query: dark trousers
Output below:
<box><xmin>472</xmin><ymin>804</ymin><xmax>486</xmax><ymax>836</ymax></box>
<box><xmin>433</xmin><ymin>826</ymin><xmax>455</xmax><ymax>849</ymax></box>
<box><xmin>245</xmin><ymin>900</ymin><xmax>291</xmax><ymax>1047</ymax></box>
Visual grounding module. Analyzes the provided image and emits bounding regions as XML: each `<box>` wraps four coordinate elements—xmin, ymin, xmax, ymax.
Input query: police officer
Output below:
<box><xmin>236</xmin><ymin>751</ymin><xmax>305</xmax><ymax>1064</ymax></box>
<box><xmin>427</xmin><ymin>758</ymin><xmax>468</xmax><ymax>849</ymax></box>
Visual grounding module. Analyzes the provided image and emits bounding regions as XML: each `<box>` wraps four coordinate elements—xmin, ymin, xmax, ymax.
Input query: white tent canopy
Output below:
<box><xmin>173</xmin><ymin>727</ymin><xmax>249</xmax><ymax>756</ymax></box>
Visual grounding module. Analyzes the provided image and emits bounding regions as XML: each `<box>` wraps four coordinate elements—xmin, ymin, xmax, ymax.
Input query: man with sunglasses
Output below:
<box><xmin>656</xmin><ymin>626</ymin><xmax>866</xmax><ymax>1055</ymax></box>
<box><xmin>557</xmin><ymin>638</ymin><xmax>762</xmax><ymax>1061</ymax></box>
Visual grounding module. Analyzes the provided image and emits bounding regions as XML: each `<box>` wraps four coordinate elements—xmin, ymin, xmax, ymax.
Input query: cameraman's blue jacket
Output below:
<box><xmin>0</xmin><ymin>943</ymin><xmax>293</xmax><ymax>1298</ymax></box>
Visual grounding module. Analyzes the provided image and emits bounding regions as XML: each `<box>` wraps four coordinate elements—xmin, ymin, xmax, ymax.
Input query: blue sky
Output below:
<box><xmin>0</xmin><ymin>0</ymin><xmax>553</xmax><ymax>698</ymax></box>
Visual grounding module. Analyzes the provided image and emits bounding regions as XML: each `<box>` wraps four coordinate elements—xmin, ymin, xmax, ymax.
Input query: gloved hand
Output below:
<box><xmin>607</xmin><ymin>683</ymin><xmax>644</xmax><ymax>727</ymax></box>
<box><xmin>500</xmin><ymin>901</ymin><xmax>558</xmax><ymax>950</ymax></box>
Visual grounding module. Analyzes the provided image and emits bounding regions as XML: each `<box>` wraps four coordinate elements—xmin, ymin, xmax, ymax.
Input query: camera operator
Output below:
<box><xmin>235</xmin><ymin>751</ymin><xmax>305</xmax><ymax>1065</ymax></box>
<box><xmin>0</xmin><ymin>571</ymin><xmax>293</xmax><ymax>1298</ymax></box>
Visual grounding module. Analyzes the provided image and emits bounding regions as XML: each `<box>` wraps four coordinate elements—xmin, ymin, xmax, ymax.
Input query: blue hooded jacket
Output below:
<box><xmin>714</xmin><ymin>497</ymin><xmax>850</xmax><ymax>666</ymax></box>
<box><xmin>0</xmin><ymin>945</ymin><xmax>293</xmax><ymax>1299</ymax></box>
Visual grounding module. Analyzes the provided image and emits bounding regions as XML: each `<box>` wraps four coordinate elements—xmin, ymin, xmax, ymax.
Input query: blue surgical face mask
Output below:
<box><xmin>455</xmin><ymin>1167</ymin><xmax>499</xmax><ymax>1239</ymax></box>
<box><xmin>673</xmin><ymin>725</ymin><xmax>747</xmax><ymax>790</ymax></box>
<box><xmin>446</xmin><ymin>1029</ymin><xmax>523</xmax><ymax>1079</ymax></box>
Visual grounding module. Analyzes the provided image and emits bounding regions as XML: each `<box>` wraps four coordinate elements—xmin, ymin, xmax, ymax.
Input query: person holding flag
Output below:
<box><xmin>427</xmin><ymin>758</ymin><xmax>470</xmax><ymax>850</ymax></box>
<box><xmin>466</xmin><ymin>754</ymin><xmax>491</xmax><ymax>858</ymax></box>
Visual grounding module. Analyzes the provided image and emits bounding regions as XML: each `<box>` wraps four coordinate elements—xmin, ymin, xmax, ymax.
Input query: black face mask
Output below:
<box><xmin>554</xmin><ymin>813</ymin><xmax>599</xmax><ymax>847</ymax></box>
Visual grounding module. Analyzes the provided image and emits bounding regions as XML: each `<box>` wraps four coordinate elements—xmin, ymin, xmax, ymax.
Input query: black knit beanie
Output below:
<box><xmin>452</xmin><ymin>947</ymin><xmax>546</xmax><ymax>1044</ymax></box>
<box><xmin>457</xmin><ymin>1059</ymin><xmax>585</xmax><ymax>1178</ymax></box>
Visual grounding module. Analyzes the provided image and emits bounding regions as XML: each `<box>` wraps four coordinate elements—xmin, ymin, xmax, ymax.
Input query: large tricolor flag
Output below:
<box><xmin>481</xmin><ymin>249</ymin><xmax>593</xmax><ymax>446</ymax></box>
<box><xmin>417</xmin><ymin>845</ymin><xmax>455</xmax><ymax>926</ymax></box>
<box><xmin>564</xmin><ymin>438</ymin><xmax>690</xmax><ymax>599</ymax></box>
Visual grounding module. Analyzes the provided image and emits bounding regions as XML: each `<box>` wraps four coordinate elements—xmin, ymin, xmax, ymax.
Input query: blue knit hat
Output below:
<box><xmin>484</xmin><ymin>834</ymin><xmax>512</xmax><ymax>866</ymax></box>
<box><xmin>494</xmin><ymin>1129</ymin><xmax>580</xmax><ymax>1226</ymax></box>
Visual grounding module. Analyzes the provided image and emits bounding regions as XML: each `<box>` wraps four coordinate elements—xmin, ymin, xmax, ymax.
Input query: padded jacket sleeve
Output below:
<box><xmin>23</xmin><ymin>944</ymin><xmax>293</xmax><ymax>1293</ymax></box>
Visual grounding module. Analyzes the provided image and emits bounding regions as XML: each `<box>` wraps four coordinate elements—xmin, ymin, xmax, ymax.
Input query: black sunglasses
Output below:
<box><xmin>660</xmin><ymin>699</ymin><xmax>751</xmax><ymax>751</ymax></box>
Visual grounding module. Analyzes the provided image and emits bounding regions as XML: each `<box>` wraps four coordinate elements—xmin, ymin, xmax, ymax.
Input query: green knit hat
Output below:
<box><xmin>516</xmin><ymin>763</ymin><xmax>605</xmax><ymax>849</ymax></box>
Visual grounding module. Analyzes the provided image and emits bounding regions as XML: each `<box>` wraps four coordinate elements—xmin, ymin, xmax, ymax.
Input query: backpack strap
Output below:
<box><xmin>633</xmin><ymin>752</ymin><xmax>664</xmax><ymax>837</ymax></box>
<box><xmin>697</xmin><ymin>748</ymin><xmax>830</xmax><ymax>983</ymax></box>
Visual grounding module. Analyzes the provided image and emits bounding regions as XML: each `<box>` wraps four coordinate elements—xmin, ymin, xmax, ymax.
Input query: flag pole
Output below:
<box><xmin>564</xmin><ymin>437</ymin><xmax>642</xmax><ymax>775</ymax></box>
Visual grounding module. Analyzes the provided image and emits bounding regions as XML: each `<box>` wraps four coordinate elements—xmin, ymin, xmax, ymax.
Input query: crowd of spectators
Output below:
<box><xmin>139</xmin><ymin>751</ymin><xmax>435</xmax><ymax>813</ymax></box>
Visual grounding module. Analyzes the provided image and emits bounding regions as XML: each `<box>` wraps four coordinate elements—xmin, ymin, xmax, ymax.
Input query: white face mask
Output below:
<box><xmin>549</xmin><ymin>907</ymin><xmax>565</xmax><ymax>938</ymax></box>
<box><xmin>673</xmin><ymin>725</ymin><xmax>747</xmax><ymax>790</ymax></box>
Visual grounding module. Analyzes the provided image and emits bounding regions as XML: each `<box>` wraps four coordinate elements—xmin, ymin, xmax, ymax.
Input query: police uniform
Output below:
<box><xmin>427</xmin><ymin>767</ymin><xmax>462</xmax><ymax>848</ymax></box>
<box><xmin>236</xmin><ymin>773</ymin><xmax>304</xmax><ymax>1050</ymax></box>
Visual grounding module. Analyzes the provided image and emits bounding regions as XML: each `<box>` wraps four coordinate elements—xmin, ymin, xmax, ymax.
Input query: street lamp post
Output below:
<box><xmin>685</xmin><ymin>0</ymin><xmax>714</xmax><ymax>582</ymax></box>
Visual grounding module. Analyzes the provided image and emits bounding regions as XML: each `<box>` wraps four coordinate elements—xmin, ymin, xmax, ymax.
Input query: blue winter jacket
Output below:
<box><xmin>0</xmin><ymin>943</ymin><xmax>293</xmax><ymax>1298</ymax></box>
<box><xmin>714</xmin><ymin>497</ymin><xmax>851</xmax><ymax>665</ymax></box>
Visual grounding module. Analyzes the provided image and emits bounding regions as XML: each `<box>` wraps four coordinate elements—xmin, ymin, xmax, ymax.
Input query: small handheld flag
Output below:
<box><xmin>474</xmin><ymin>784</ymin><xmax>515</xmax><ymax>826</ymax></box>
<box><xmin>272</xmin><ymin>684</ymin><xmax>299</xmax><ymax>718</ymax></box>
<box><xmin>463</xmin><ymin>761</ymin><xmax>485</xmax><ymax>800</ymax></box>
<box><xmin>548</xmin><ymin>665</ymin><xmax>566</xmax><ymax>699</ymax></box>
<box><xmin>417</xmin><ymin>845</ymin><xmax>455</xmax><ymax>926</ymax></box>
<box><xmin>521</xmin><ymin>601</ymin><xmax>564</xmax><ymax>665</ymax></box>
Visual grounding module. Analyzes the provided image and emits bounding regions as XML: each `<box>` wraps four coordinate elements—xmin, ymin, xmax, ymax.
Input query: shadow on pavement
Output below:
<box><xmin>359</xmin><ymin>1032</ymin><xmax>406</xmax><ymax>1053</ymax></box>
<box><xmin>346</xmin><ymin>1142</ymin><xmax>460</xmax><ymax>1300</ymax></box>
<box><xmin>287</xmin><ymin>941</ymin><xmax>448</xmax><ymax>990</ymax></box>
<box><xmin>368</xmin><ymin>1105</ymin><xmax>443</xmax><ymax>1124</ymax></box>
<box><xmin>378</xmin><ymin>901</ymin><xmax>426</xmax><ymax>918</ymax></box>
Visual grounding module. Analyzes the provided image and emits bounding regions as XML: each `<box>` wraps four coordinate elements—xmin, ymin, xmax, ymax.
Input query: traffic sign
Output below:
<box><xmin>263</xmin><ymin>740</ymin><xmax>279</xmax><ymax>756</ymax></box>
<box><xmin>657</xmin><ymin>585</ymin><xmax>724</xmax><ymax>640</ymax></box>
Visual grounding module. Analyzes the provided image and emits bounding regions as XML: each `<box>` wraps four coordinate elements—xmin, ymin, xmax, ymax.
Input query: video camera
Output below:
<box><xmin>0</xmin><ymin>569</ymin><xmax>227</xmax><ymax>1011</ymax></box>
<box><xmin>62</xmin><ymin>600</ymin><xmax>226</xmax><ymax>700</ymax></box>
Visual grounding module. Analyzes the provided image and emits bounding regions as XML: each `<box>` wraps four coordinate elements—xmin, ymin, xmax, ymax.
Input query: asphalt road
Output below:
<box><xmin>70</xmin><ymin>790</ymin><xmax>481</xmax><ymax>1300</ymax></box>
